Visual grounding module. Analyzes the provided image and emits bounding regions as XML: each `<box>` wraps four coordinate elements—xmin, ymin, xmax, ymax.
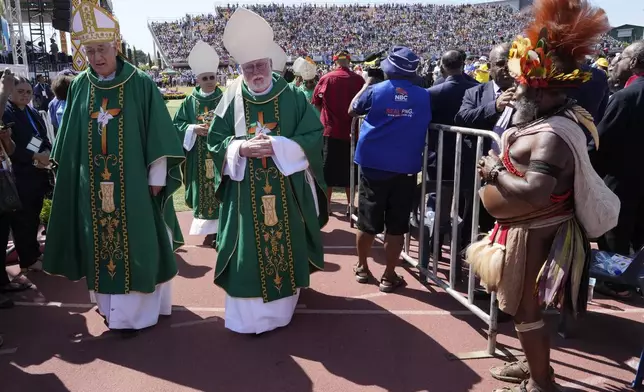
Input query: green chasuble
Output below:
<box><xmin>173</xmin><ymin>87</ymin><xmax>223</xmax><ymax>220</ymax></box>
<box><xmin>299</xmin><ymin>85</ymin><xmax>319</xmax><ymax>118</ymax></box>
<box><xmin>43</xmin><ymin>59</ymin><xmax>185</xmax><ymax>294</ymax></box>
<box><xmin>299</xmin><ymin>85</ymin><xmax>314</xmax><ymax>103</ymax></box>
<box><xmin>209</xmin><ymin>73</ymin><xmax>329</xmax><ymax>303</ymax></box>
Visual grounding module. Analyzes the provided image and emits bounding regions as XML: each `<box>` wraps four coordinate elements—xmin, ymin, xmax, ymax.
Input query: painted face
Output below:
<box><xmin>84</xmin><ymin>42</ymin><xmax>118</xmax><ymax>77</ymax></box>
<box><xmin>242</xmin><ymin>58</ymin><xmax>272</xmax><ymax>93</ymax></box>
<box><xmin>197</xmin><ymin>72</ymin><xmax>217</xmax><ymax>93</ymax></box>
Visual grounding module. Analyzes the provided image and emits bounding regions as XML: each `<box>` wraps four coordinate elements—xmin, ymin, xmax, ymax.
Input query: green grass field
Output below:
<box><xmin>166</xmin><ymin>85</ymin><xmax>347</xmax><ymax>213</ymax></box>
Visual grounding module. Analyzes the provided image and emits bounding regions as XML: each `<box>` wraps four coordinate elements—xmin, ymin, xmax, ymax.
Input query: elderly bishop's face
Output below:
<box><xmin>84</xmin><ymin>42</ymin><xmax>118</xmax><ymax>77</ymax></box>
<box><xmin>241</xmin><ymin>58</ymin><xmax>272</xmax><ymax>93</ymax></box>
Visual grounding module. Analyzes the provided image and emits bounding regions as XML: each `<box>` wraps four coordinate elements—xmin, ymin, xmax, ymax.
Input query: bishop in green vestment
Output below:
<box><xmin>292</xmin><ymin>57</ymin><xmax>318</xmax><ymax>106</ymax></box>
<box><xmin>210</xmin><ymin>7</ymin><xmax>328</xmax><ymax>334</ymax></box>
<box><xmin>43</xmin><ymin>2</ymin><xmax>185</xmax><ymax>333</ymax></box>
<box><xmin>173</xmin><ymin>41</ymin><xmax>223</xmax><ymax>245</ymax></box>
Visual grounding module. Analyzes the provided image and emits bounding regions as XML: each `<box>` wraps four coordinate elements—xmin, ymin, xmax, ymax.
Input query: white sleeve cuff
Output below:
<box><xmin>183</xmin><ymin>125</ymin><xmax>198</xmax><ymax>151</ymax></box>
<box><xmin>305</xmin><ymin>169</ymin><xmax>320</xmax><ymax>217</ymax></box>
<box><xmin>223</xmin><ymin>140</ymin><xmax>247</xmax><ymax>181</ymax></box>
<box><xmin>269</xmin><ymin>136</ymin><xmax>309</xmax><ymax>176</ymax></box>
<box><xmin>148</xmin><ymin>157</ymin><xmax>167</xmax><ymax>186</ymax></box>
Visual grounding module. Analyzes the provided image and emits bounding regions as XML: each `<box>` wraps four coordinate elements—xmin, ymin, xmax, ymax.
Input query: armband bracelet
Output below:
<box><xmin>492</xmin><ymin>162</ymin><xmax>506</xmax><ymax>173</ymax></box>
<box><xmin>486</xmin><ymin>166</ymin><xmax>505</xmax><ymax>185</ymax></box>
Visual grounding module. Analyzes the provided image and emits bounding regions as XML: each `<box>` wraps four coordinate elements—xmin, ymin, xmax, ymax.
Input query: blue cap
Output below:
<box><xmin>381</xmin><ymin>46</ymin><xmax>420</xmax><ymax>78</ymax></box>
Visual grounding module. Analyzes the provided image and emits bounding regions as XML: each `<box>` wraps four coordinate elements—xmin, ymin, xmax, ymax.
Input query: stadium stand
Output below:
<box><xmin>149</xmin><ymin>3</ymin><xmax>625</xmax><ymax>67</ymax></box>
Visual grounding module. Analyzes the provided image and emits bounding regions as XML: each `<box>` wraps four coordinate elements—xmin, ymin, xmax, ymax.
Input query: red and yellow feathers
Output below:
<box><xmin>509</xmin><ymin>0</ymin><xmax>610</xmax><ymax>87</ymax></box>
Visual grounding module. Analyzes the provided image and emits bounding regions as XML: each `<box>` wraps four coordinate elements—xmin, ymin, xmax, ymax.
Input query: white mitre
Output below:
<box><xmin>71</xmin><ymin>1</ymin><xmax>120</xmax><ymax>46</ymax></box>
<box><xmin>223</xmin><ymin>7</ymin><xmax>275</xmax><ymax>65</ymax></box>
<box><xmin>188</xmin><ymin>40</ymin><xmax>220</xmax><ymax>76</ymax></box>
<box><xmin>292</xmin><ymin>57</ymin><xmax>305</xmax><ymax>76</ymax></box>
<box><xmin>271</xmin><ymin>43</ymin><xmax>287</xmax><ymax>73</ymax></box>
<box><xmin>293</xmin><ymin>57</ymin><xmax>317</xmax><ymax>80</ymax></box>
<box><xmin>216</xmin><ymin>7</ymin><xmax>284</xmax><ymax>137</ymax></box>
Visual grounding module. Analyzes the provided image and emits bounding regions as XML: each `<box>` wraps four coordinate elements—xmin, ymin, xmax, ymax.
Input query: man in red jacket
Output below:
<box><xmin>312</xmin><ymin>50</ymin><xmax>364</xmax><ymax>214</ymax></box>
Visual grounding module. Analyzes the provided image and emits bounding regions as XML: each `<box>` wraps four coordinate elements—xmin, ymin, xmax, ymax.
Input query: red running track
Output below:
<box><xmin>1</xmin><ymin>204</ymin><xmax>642</xmax><ymax>392</ymax></box>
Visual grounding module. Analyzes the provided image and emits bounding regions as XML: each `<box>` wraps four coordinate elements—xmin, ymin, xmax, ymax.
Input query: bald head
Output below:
<box><xmin>490</xmin><ymin>43</ymin><xmax>514</xmax><ymax>90</ymax></box>
<box><xmin>441</xmin><ymin>50</ymin><xmax>464</xmax><ymax>75</ymax></box>
<box><xmin>490</xmin><ymin>43</ymin><xmax>511</xmax><ymax>64</ymax></box>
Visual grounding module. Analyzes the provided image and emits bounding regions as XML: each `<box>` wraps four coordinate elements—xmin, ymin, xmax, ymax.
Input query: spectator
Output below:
<box><xmin>0</xmin><ymin>69</ymin><xmax>31</xmax><ymax>312</ymax></box>
<box><xmin>312</xmin><ymin>50</ymin><xmax>364</xmax><ymax>214</ymax></box>
<box><xmin>150</xmin><ymin>4</ymin><xmax>534</xmax><ymax>64</ymax></box>
<box><xmin>48</xmin><ymin>74</ymin><xmax>74</xmax><ymax>136</ymax></box>
<box><xmin>2</xmin><ymin>77</ymin><xmax>52</xmax><ymax>274</ymax></box>
<box><xmin>590</xmin><ymin>41</ymin><xmax>644</xmax><ymax>300</ymax></box>
<box><xmin>455</xmin><ymin>42</ymin><xmax>514</xmax><ymax>151</ymax></box>
<box><xmin>427</xmin><ymin>50</ymin><xmax>479</xmax><ymax>256</ymax></box>
<box><xmin>455</xmin><ymin>42</ymin><xmax>514</xmax><ymax>241</ymax></box>
<box><xmin>348</xmin><ymin>46</ymin><xmax>431</xmax><ymax>292</ymax></box>
<box><xmin>32</xmin><ymin>75</ymin><xmax>54</xmax><ymax>112</ymax></box>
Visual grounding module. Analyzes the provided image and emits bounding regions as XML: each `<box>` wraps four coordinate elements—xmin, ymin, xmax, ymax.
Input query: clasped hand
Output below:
<box><xmin>194</xmin><ymin>124</ymin><xmax>209</xmax><ymax>137</ymax></box>
<box><xmin>33</xmin><ymin>151</ymin><xmax>51</xmax><ymax>168</ymax></box>
<box><xmin>477</xmin><ymin>150</ymin><xmax>501</xmax><ymax>182</ymax></box>
<box><xmin>239</xmin><ymin>133</ymin><xmax>274</xmax><ymax>159</ymax></box>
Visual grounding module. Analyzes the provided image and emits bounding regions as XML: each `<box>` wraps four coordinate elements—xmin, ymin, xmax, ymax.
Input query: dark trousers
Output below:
<box><xmin>597</xmin><ymin>195</ymin><xmax>644</xmax><ymax>255</ymax></box>
<box><xmin>0</xmin><ymin>193</ymin><xmax>44</xmax><ymax>270</ymax></box>
<box><xmin>596</xmin><ymin>189</ymin><xmax>644</xmax><ymax>292</ymax></box>
<box><xmin>0</xmin><ymin>214</ymin><xmax>11</xmax><ymax>286</ymax></box>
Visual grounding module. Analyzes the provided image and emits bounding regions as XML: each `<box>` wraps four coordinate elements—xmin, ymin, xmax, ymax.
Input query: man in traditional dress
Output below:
<box><xmin>466</xmin><ymin>1</ymin><xmax>619</xmax><ymax>390</ymax></box>
<box><xmin>209</xmin><ymin>7</ymin><xmax>327</xmax><ymax>334</ymax></box>
<box><xmin>43</xmin><ymin>2</ymin><xmax>185</xmax><ymax>336</ymax></box>
<box><xmin>173</xmin><ymin>41</ymin><xmax>223</xmax><ymax>247</ymax></box>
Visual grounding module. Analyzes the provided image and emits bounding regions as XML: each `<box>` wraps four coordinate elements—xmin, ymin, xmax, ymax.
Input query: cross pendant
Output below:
<box><xmin>248</xmin><ymin>112</ymin><xmax>277</xmax><ymax>169</ymax></box>
<box><xmin>90</xmin><ymin>98</ymin><xmax>122</xmax><ymax>155</ymax></box>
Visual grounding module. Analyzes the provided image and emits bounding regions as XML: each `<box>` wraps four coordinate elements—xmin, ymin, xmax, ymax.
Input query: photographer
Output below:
<box><xmin>348</xmin><ymin>46</ymin><xmax>432</xmax><ymax>292</ymax></box>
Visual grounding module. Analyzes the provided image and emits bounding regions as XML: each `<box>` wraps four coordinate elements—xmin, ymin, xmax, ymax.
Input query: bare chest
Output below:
<box><xmin>505</xmin><ymin>133</ymin><xmax>538</xmax><ymax>169</ymax></box>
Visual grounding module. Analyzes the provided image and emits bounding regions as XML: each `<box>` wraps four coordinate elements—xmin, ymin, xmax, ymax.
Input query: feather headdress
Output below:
<box><xmin>508</xmin><ymin>0</ymin><xmax>610</xmax><ymax>88</ymax></box>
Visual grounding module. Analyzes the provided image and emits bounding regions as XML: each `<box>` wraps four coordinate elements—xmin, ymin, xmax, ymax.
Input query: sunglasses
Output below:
<box><xmin>201</xmin><ymin>75</ymin><xmax>216</xmax><ymax>82</ymax></box>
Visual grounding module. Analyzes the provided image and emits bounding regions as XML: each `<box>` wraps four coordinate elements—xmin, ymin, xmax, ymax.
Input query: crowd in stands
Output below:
<box><xmin>150</xmin><ymin>3</ymin><xmax>626</xmax><ymax>66</ymax></box>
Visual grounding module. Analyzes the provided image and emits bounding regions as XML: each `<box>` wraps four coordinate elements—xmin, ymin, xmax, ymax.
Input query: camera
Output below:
<box><xmin>363</xmin><ymin>49</ymin><xmax>387</xmax><ymax>83</ymax></box>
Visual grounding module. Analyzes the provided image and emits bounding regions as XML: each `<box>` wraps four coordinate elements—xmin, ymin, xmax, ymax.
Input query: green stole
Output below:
<box><xmin>209</xmin><ymin>74</ymin><xmax>328</xmax><ymax>303</ymax></box>
<box><xmin>44</xmin><ymin>59</ymin><xmax>185</xmax><ymax>294</ymax></box>
<box><xmin>173</xmin><ymin>87</ymin><xmax>223</xmax><ymax>220</ymax></box>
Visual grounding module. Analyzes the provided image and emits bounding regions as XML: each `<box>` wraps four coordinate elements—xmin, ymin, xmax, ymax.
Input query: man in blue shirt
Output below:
<box><xmin>348</xmin><ymin>46</ymin><xmax>432</xmax><ymax>292</ymax></box>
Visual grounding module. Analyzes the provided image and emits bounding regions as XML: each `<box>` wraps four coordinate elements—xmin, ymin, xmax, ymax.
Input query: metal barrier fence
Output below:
<box><xmin>349</xmin><ymin>117</ymin><xmax>520</xmax><ymax>359</ymax></box>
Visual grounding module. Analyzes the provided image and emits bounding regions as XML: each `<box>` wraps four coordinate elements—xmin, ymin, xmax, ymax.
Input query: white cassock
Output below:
<box><xmin>89</xmin><ymin>158</ymin><xmax>174</xmax><ymax>330</ymax></box>
<box><xmin>182</xmin><ymin>90</ymin><xmax>219</xmax><ymax>235</ymax></box>
<box><xmin>222</xmin><ymin>136</ymin><xmax>320</xmax><ymax>334</ymax></box>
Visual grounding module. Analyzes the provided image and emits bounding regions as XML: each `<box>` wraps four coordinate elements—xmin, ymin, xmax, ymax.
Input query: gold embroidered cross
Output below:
<box><xmin>196</xmin><ymin>106</ymin><xmax>212</xmax><ymax>124</ymax></box>
<box><xmin>90</xmin><ymin>98</ymin><xmax>122</xmax><ymax>155</ymax></box>
<box><xmin>248</xmin><ymin>112</ymin><xmax>277</xmax><ymax>169</ymax></box>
